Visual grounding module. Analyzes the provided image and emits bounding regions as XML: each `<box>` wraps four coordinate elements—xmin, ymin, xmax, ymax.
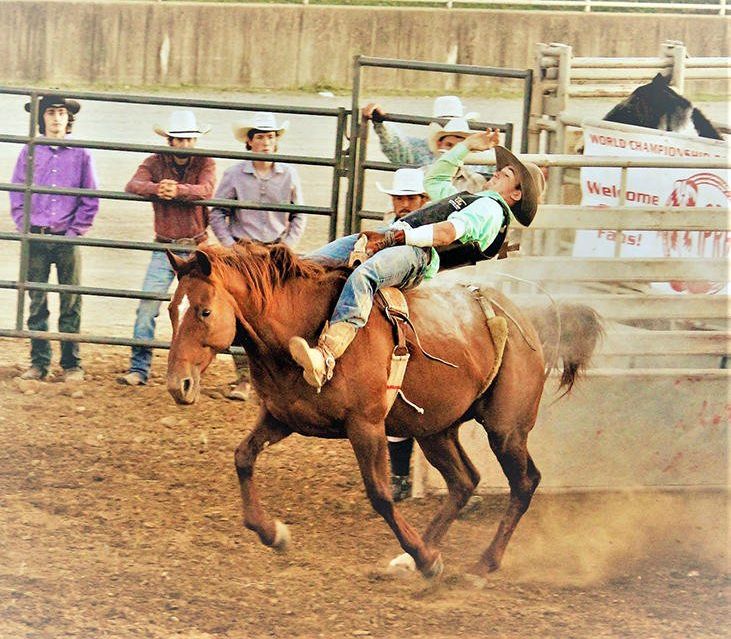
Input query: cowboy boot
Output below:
<box><xmin>289</xmin><ymin>322</ymin><xmax>357</xmax><ymax>389</ymax></box>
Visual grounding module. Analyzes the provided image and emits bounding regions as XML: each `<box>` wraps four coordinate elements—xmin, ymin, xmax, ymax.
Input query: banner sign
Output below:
<box><xmin>573</xmin><ymin>121</ymin><xmax>730</xmax><ymax>294</ymax></box>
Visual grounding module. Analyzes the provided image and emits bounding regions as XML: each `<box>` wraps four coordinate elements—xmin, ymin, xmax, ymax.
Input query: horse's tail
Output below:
<box><xmin>529</xmin><ymin>304</ymin><xmax>604</xmax><ymax>396</ymax></box>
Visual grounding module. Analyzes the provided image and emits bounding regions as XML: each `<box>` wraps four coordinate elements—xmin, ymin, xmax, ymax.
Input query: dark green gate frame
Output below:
<box><xmin>0</xmin><ymin>87</ymin><xmax>348</xmax><ymax>350</ymax></box>
<box><xmin>344</xmin><ymin>55</ymin><xmax>533</xmax><ymax>235</ymax></box>
<box><xmin>0</xmin><ymin>61</ymin><xmax>533</xmax><ymax>351</ymax></box>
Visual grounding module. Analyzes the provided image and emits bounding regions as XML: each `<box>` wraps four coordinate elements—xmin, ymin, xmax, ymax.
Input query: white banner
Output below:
<box><xmin>573</xmin><ymin>121</ymin><xmax>730</xmax><ymax>294</ymax></box>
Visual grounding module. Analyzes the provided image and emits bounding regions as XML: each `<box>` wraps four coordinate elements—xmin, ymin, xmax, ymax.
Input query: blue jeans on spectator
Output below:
<box><xmin>128</xmin><ymin>250</ymin><xmax>178</xmax><ymax>381</ymax></box>
<box><xmin>310</xmin><ymin>233</ymin><xmax>430</xmax><ymax>329</ymax></box>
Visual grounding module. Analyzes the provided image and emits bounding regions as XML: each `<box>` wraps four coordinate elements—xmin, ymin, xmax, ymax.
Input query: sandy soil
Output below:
<box><xmin>0</xmin><ymin>337</ymin><xmax>728</xmax><ymax>639</ymax></box>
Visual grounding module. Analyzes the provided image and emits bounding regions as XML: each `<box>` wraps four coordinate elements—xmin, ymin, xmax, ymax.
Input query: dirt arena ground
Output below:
<box><xmin>0</xmin><ymin>338</ymin><xmax>728</xmax><ymax>639</ymax></box>
<box><xmin>0</xmin><ymin>88</ymin><xmax>728</xmax><ymax>638</ymax></box>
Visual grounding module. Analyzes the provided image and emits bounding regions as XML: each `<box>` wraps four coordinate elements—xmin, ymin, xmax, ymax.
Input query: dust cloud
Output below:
<box><xmin>500</xmin><ymin>490</ymin><xmax>728</xmax><ymax>586</ymax></box>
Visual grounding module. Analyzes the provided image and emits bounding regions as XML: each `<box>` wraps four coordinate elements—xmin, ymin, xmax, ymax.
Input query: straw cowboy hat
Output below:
<box><xmin>25</xmin><ymin>95</ymin><xmax>81</xmax><ymax>115</ymax></box>
<box><xmin>427</xmin><ymin>117</ymin><xmax>475</xmax><ymax>154</ymax></box>
<box><xmin>376</xmin><ymin>168</ymin><xmax>426</xmax><ymax>196</ymax></box>
<box><xmin>432</xmin><ymin>95</ymin><xmax>479</xmax><ymax>120</ymax></box>
<box><xmin>494</xmin><ymin>145</ymin><xmax>545</xmax><ymax>227</ymax></box>
<box><xmin>154</xmin><ymin>110</ymin><xmax>210</xmax><ymax>138</ymax></box>
<box><xmin>233</xmin><ymin>112</ymin><xmax>289</xmax><ymax>143</ymax></box>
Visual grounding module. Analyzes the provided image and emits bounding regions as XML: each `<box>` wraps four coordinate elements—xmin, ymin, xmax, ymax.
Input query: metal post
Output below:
<box><xmin>16</xmin><ymin>92</ymin><xmax>38</xmax><ymax>331</ymax></box>
<box><xmin>528</xmin><ymin>43</ymin><xmax>546</xmax><ymax>154</ymax></box>
<box><xmin>329</xmin><ymin>107</ymin><xmax>347</xmax><ymax>242</ymax></box>
<box><xmin>520</xmin><ymin>70</ymin><xmax>533</xmax><ymax>153</ymax></box>
<box><xmin>343</xmin><ymin>56</ymin><xmax>362</xmax><ymax>236</ymax></box>
<box><xmin>352</xmin><ymin>112</ymin><xmax>372</xmax><ymax>234</ymax></box>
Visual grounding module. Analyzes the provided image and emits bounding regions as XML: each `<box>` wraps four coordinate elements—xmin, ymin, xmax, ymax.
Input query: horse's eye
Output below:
<box><xmin>201</xmin><ymin>309</ymin><xmax>211</xmax><ymax>318</ymax></box>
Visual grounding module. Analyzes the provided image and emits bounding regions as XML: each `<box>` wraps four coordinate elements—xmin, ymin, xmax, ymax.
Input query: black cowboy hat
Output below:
<box><xmin>24</xmin><ymin>95</ymin><xmax>81</xmax><ymax>115</ymax></box>
<box><xmin>494</xmin><ymin>146</ymin><xmax>545</xmax><ymax>227</ymax></box>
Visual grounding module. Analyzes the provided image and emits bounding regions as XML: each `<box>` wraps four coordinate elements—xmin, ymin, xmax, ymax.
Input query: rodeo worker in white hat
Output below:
<box><xmin>118</xmin><ymin>110</ymin><xmax>216</xmax><ymax>387</ymax></box>
<box><xmin>427</xmin><ymin>117</ymin><xmax>490</xmax><ymax>193</ymax></box>
<box><xmin>362</xmin><ymin>95</ymin><xmax>478</xmax><ymax>166</ymax></box>
<box><xmin>209</xmin><ymin>111</ymin><xmax>305</xmax><ymax>402</ymax></box>
<box><xmin>375</xmin><ymin>166</ymin><xmax>432</xmax><ymax>501</ymax></box>
<box><xmin>377</xmin><ymin>167</ymin><xmax>430</xmax><ymax>224</ymax></box>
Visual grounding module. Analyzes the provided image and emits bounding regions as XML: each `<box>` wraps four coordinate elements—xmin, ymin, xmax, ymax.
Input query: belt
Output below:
<box><xmin>232</xmin><ymin>236</ymin><xmax>282</xmax><ymax>246</ymax></box>
<box><xmin>30</xmin><ymin>225</ymin><xmax>66</xmax><ymax>235</ymax></box>
<box><xmin>155</xmin><ymin>233</ymin><xmax>207</xmax><ymax>246</ymax></box>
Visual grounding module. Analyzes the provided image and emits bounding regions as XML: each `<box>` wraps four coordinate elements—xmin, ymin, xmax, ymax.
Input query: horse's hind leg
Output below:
<box><xmin>473</xmin><ymin>414</ymin><xmax>541</xmax><ymax>576</ymax></box>
<box><xmin>234</xmin><ymin>407</ymin><xmax>291</xmax><ymax>549</ymax></box>
<box><xmin>417</xmin><ymin>426</ymin><xmax>481</xmax><ymax>546</ymax></box>
<box><xmin>347</xmin><ymin>422</ymin><xmax>442</xmax><ymax>578</ymax></box>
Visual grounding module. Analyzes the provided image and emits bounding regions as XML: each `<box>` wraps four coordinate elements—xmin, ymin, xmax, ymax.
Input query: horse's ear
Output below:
<box><xmin>166</xmin><ymin>249</ymin><xmax>187</xmax><ymax>273</ymax></box>
<box><xmin>195</xmin><ymin>250</ymin><xmax>212</xmax><ymax>277</ymax></box>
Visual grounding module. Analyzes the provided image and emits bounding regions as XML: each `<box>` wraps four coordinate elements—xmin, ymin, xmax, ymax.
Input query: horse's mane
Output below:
<box><xmin>202</xmin><ymin>241</ymin><xmax>345</xmax><ymax>311</ymax></box>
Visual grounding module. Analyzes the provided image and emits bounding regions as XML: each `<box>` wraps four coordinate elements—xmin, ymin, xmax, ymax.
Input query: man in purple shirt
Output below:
<box><xmin>9</xmin><ymin>95</ymin><xmax>99</xmax><ymax>382</ymax></box>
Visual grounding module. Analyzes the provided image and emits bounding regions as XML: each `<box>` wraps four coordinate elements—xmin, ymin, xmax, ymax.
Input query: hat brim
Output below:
<box><xmin>233</xmin><ymin>121</ymin><xmax>289</xmax><ymax>144</ymax></box>
<box><xmin>494</xmin><ymin>146</ymin><xmax>541</xmax><ymax>227</ymax></box>
<box><xmin>25</xmin><ymin>98</ymin><xmax>81</xmax><ymax>115</ymax></box>
<box><xmin>376</xmin><ymin>182</ymin><xmax>427</xmax><ymax>196</ymax></box>
<box><xmin>154</xmin><ymin>125</ymin><xmax>211</xmax><ymax>138</ymax></box>
<box><xmin>427</xmin><ymin>127</ymin><xmax>472</xmax><ymax>155</ymax></box>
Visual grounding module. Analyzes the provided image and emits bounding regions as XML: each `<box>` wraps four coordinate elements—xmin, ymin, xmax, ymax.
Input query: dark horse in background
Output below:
<box><xmin>604</xmin><ymin>72</ymin><xmax>723</xmax><ymax>139</ymax></box>
<box><xmin>165</xmin><ymin>243</ymin><xmax>603</xmax><ymax>578</ymax></box>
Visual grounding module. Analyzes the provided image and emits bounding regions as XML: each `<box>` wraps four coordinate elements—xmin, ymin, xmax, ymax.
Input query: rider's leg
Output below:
<box><xmin>289</xmin><ymin>245</ymin><xmax>430</xmax><ymax>388</ymax></box>
<box><xmin>307</xmin><ymin>233</ymin><xmax>361</xmax><ymax>263</ymax></box>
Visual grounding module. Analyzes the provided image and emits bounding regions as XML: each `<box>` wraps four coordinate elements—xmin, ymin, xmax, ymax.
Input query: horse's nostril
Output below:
<box><xmin>182</xmin><ymin>378</ymin><xmax>192</xmax><ymax>394</ymax></box>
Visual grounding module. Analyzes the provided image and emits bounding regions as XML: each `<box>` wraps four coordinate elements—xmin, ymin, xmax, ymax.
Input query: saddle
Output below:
<box><xmin>377</xmin><ymin>285</ymin><xmax>509</xmax><ymax>415</ymax></box>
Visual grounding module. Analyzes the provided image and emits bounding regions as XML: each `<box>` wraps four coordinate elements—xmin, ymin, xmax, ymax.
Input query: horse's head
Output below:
<box><xmin>166</xmin><ymin>249</ymin><xmax>239</xmax><ymax>405</ymax></box>
<box><xmin>604</xmin><ymin>73</ymin><xmax>693</xmax><ymax>133</ymax></box>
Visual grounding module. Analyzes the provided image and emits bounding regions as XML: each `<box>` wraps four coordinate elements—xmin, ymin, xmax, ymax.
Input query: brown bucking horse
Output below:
<box><xmin>165</xmin><ymin>242</ymin><xmax>602</xmax><ymax>578</ymax></box>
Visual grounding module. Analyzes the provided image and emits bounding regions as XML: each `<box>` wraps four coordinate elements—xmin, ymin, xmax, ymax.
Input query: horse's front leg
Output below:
<box><xmin>234</xmin><ymin>408</ymin><xmax>292</xmax><ymax>549</ymax></box>
<box><xmin>347</xmin><ymin>422</ymin><xmax>442</xmax><ymax>578</ymax></box>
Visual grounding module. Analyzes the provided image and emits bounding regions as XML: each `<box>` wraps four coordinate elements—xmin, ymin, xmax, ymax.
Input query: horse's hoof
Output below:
<box><xmin>270</xmin><ymin>519</ymin><xmax>290</xmax><ymax>552</ymax></box>
<box><xmin>468</xmin><ymin>559</ymin><xmax>499</xmax><ymax>577</ymax></box>
<box><xmin>422</xmin><ymin>554</ymin><xmax>444</xmax><ymax>579</ymax></box>
<box><xmin>386</xmin><ymin>553</ymin><xmax>416</xmax><ymax>577</ymax></box>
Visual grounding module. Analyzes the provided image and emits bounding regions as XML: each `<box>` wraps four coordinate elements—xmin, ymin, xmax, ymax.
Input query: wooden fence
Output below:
<box><xmin>529</xmin><ymin>40</ymin><xmax>730</xmax><ymax>203</ymax></box>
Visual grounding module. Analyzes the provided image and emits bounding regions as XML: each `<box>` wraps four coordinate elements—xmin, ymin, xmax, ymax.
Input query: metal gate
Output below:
<box><xmin>0</xmin><ymin>87</ymin><xmax>348</xmax><ymax>350</ymax></box>
<box><xmin>0</xmin><ymin>58</ymin><xmax>534</xmax><ymax>351</ymax></box>
<box><xmin>344</xmin><ymin>55</ymin><xmax>533</xmax><ymax>234</ymax></box>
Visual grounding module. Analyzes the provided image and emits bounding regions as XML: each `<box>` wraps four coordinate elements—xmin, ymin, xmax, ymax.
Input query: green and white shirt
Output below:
<box><xmin>419</xmin><ymin>142</ymin><xmax>513</xmax><ymax>279</ymax></box>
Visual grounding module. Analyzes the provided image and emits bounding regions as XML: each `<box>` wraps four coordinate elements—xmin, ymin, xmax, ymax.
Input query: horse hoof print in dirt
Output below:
<box><xmin>165</xmin><ymin>244</ymin><xmax>603</xmax><ymax>578</ymax></box>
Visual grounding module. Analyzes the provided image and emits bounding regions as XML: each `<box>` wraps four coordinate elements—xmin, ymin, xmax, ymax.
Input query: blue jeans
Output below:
<box><xmin>129</xmin><ymin>250</ymin><xmax>178</xmax><ymax>380</ymax></box>
<box><xmin>310</xmin><ymin>233</ymin><xmax>430</xmax><ymax>329</ymax></box>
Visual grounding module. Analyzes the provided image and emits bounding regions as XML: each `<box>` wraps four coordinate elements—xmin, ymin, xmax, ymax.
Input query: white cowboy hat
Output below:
<box><xmin>233</xmin><ymin>112</ymin><xmax>289</xmax><ymax>143</ymax></box>
<box><xmin>427</xmin><ymin>117</ymin><xmax>474</xmax><ymax>154</ymax></box>
<box><xmin>376</xmin><ymin>168</ymin><xmax>426</xmax><ymax>196</ymax></box>
<box><xmin>154</xmin><ymin>110</ymin><xmax>210</xmax><ymax>138</ymax></box>
<box><xmin>432</xmin><ymin>95</ymin><xmax>479</xmax><ymax>120</ymax></box>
